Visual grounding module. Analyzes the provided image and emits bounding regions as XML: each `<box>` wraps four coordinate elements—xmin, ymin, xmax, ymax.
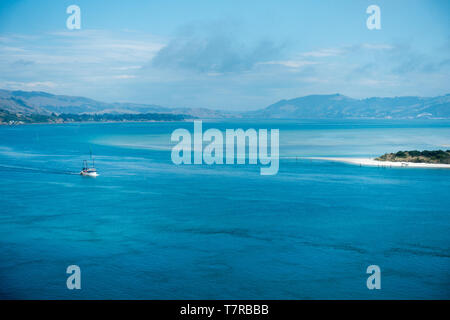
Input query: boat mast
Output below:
<box><xmin>90</xmin><ymin>149</ymin><xmax>95</xmax><ymax>168</ymax></box>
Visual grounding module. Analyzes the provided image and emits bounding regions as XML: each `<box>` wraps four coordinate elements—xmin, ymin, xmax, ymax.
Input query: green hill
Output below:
<box><xmin>376</xmin><ymin>150</ymin><xmax>450</xmax><ymax>164</ymax></box>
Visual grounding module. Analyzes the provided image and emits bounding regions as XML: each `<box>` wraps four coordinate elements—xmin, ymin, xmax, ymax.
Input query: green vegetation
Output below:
<box><xmin>58</xmin><ymin>112</ymin><xmax>193</xmax><ymax>122</ymax></box>
<box><xmin>0</xmin><ymin>109</ymin><xmax>193</xmax><ymax>125</ymax></box>
<box><xmin>376</xmin><ymin>150</ymin><xmax>450</xmax><ymax>164</ymax></box>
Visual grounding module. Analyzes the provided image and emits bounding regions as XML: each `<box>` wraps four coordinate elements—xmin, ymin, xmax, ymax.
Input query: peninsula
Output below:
<box><xmin>375</xmin><ymin>150</ymin><xmax>450</xmax><ymax>164</ymax></box>
<box><xmin>302</xmin><ymin>150</ymin><xmax>450</xmax><ymax>168</ymax></box>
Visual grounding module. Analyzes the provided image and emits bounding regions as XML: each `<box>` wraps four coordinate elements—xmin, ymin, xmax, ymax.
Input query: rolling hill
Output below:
<box><xmin>1</xmin><ymin>89</ymin><xmax>449</xmax><ymax>122</ymax></box>
<box><xmin>0</xmin><ymin>89</ymin><xmax>228</xmax><ymax>118</ymax></box>
<box><xmin>246</xmin><ymin>93</ymin><xmax>450</xmax><ymax>119</ymax></box>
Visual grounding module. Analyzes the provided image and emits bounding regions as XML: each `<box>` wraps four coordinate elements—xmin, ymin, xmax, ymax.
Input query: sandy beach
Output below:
<box><xmin>301</xmin><ymin>157</ymin><xmax>450</xmax><ymax>168</ymax></box>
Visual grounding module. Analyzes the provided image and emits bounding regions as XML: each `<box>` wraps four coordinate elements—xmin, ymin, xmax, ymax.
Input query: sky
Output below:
<box><xmin>0</xmin><ymin>0</ymin><xmax>449</xmax><ymax>111</ymax></box>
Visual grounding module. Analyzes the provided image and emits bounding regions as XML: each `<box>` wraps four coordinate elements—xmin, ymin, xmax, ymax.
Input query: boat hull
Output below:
<box><xmin>80</xmin><ymin>171</ymin><xmax>99</xmax><ymax>177</ymax></box>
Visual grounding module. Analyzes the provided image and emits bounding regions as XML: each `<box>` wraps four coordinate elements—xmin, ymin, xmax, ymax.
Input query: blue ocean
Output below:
<box><xmin>0</xmin><ymin>120</ymin><xmax>449</xmax><ymax>299</ymax></box>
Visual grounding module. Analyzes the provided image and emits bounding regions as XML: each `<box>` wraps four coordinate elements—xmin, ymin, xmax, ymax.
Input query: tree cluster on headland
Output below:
<box><xmin>376</xmin><ymin>150</ymin><xmax>450</xmax><ymax>164</ymax></box>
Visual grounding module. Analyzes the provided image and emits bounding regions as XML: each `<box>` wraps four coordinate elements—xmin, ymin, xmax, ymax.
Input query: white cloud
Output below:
<box><xmin>112</xmin><ymin>75</ymin><xmax>136</xmax><ymax>79</ymax></box>
<box><xmin>0</xmin><ymin>46</ymin><xmax>26</xmax><ymax>52</ymax></box>
<box><xmin>258</xmin><ymin>60</ymin><xmax>317</xmax><ymax>68</ymax></box>
<box><xmin>0</xmin><ymin>81</ymin><xmax>57</xmax><ymax>90</ymax></box>
<box><xmin>360</xmin><ymin>43</ymin><xmax>393</xmax><ymax>50</ymax></box>
<box><xmin>111</xmin><ymin>65</ymin><xmax>142</xmax><ymax>71</ymax></box>
<box><xmin>302</xmin><ymin>48</ymin><xmax>343</xmax><ymax>57</ymax></box>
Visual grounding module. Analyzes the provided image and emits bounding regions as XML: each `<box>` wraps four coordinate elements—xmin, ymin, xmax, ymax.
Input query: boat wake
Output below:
<box><xmin>0</xmin><ymin>164</ymin><xmax>79</xmax><ymax>175</ymax></box>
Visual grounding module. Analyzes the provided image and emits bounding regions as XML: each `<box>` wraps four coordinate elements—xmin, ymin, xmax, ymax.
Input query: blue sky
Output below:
<box><xmin>0</xmin><ymin>0</ymin><xmax>449</xmax><ymax>110</ymax></box>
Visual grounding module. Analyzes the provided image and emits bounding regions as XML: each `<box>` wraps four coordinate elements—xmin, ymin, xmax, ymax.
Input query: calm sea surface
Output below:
<box><xmin>0</xmin><ymin>120</ymin><xmax>449</xmax><ymax>299</ymax></box>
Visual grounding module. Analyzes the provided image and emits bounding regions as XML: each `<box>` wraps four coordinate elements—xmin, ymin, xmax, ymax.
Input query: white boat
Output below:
<box><xmin>80</xmin><ymin>158</ymin><xmax>99</xmax><ymax>177</ymax></box>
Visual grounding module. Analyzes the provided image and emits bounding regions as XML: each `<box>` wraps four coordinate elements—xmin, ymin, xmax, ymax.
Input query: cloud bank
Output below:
<box><xmin>0</xmin><ymin>26</ymin><xmax>449</xmax><ymax>111</ymax></box>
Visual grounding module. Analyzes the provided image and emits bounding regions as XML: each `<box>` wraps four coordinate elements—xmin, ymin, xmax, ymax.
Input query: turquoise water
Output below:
<box><xmin>0</xmin><ymin>120</ymin><xmax>449</xmax><ymax>299</ymax></box>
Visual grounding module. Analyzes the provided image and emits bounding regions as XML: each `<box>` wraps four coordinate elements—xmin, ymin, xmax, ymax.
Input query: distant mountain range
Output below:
<box><xmin>1</xmin><ymin>89</ymin><xmax>449</xmax><ymax>121</ymax></box>
<box><xmin>0</xmin><ymin>89</ymin><xmax>229</xmax><ymax>119</ymax></box>
<box><xmin>246</xmin><ymin>93</ymin><xmax>450</xmax><ymax>119</ymax></box>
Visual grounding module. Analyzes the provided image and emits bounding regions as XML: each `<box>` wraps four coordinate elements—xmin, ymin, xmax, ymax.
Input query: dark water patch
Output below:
<box><xmin>385</xmin><ymin>247</ymin><xmax>450</xmax><ymax>258</ymax></box>
<box><xmin>296</xmin><ymin>240</ymin><xmax>367</xmax><ymax>254</ymax></box>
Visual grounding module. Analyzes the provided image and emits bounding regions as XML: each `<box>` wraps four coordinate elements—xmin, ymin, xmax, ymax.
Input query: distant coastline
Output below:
<box><xmin>0</xmin><ymin>110</ymin><xmax>194</xmax><ymax>125</ymax></box>
<box><xmin>1</xmin><ymin>89</ymin><xmax>450</xmax><ymax>121</ymax></box>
